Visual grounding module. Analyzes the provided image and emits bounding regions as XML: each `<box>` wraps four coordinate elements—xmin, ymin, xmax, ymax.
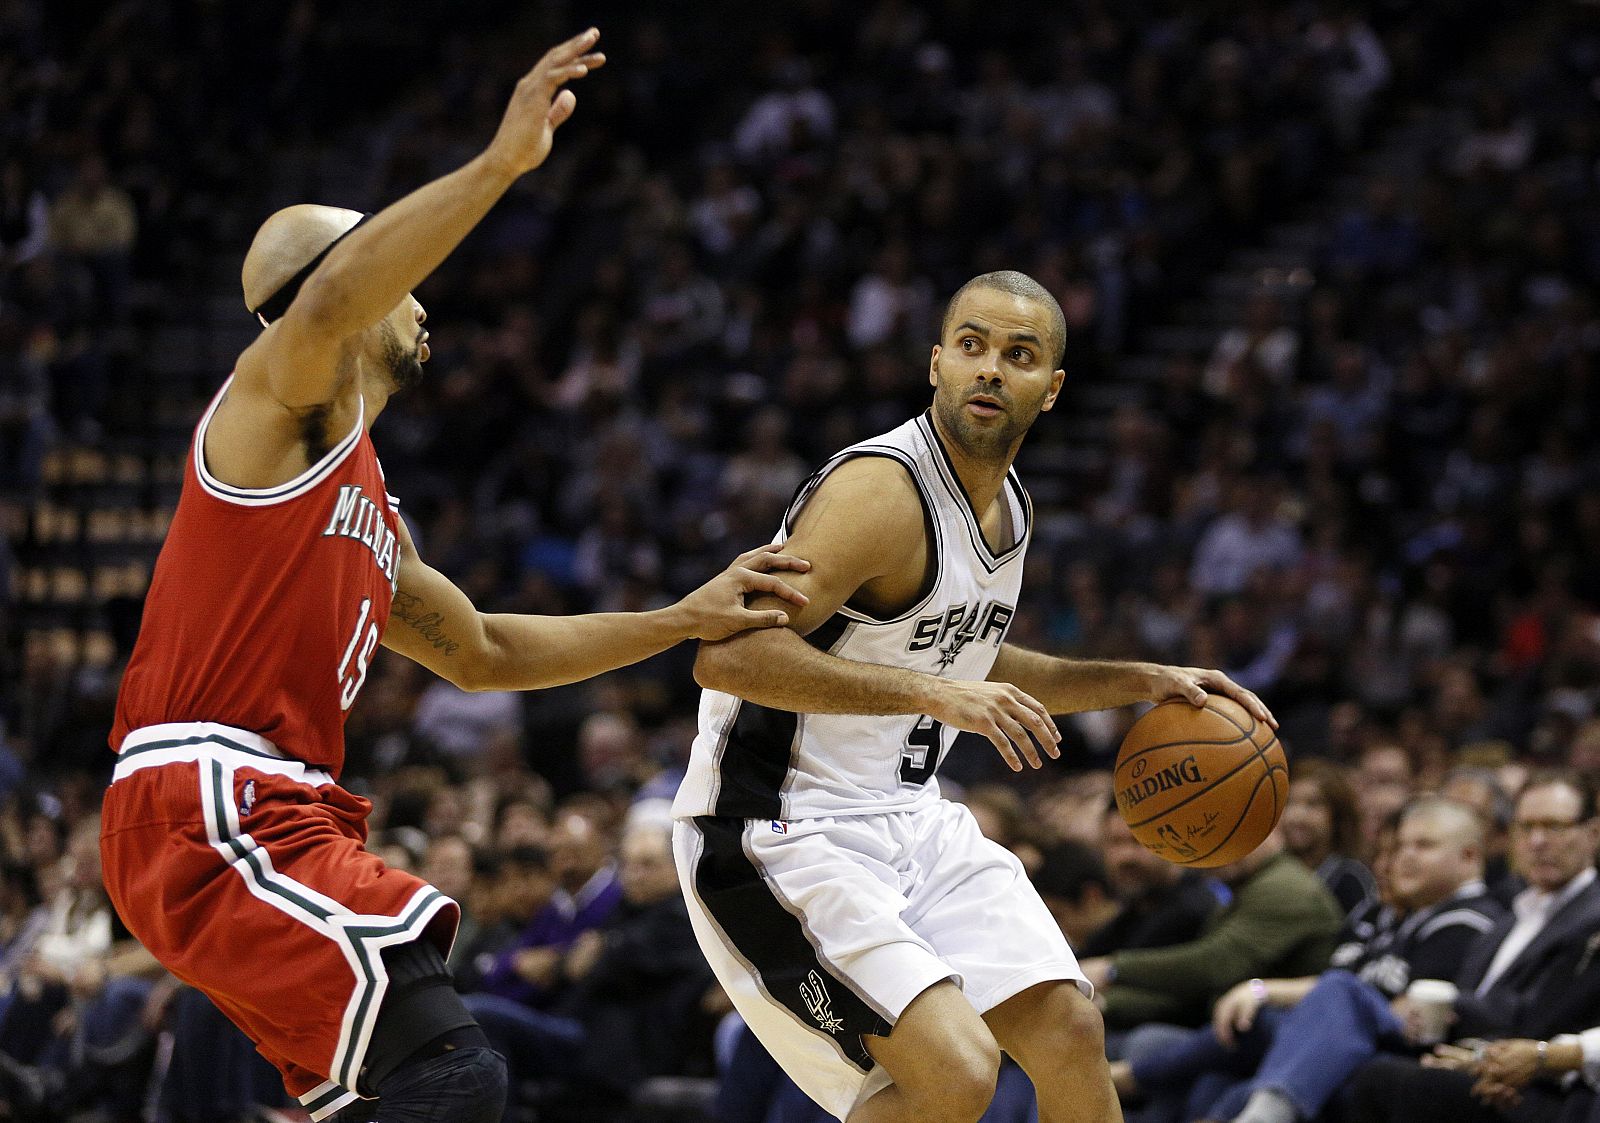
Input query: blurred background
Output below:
<box><xmin>2</xmin><ymin>0</ymin><xmax>1598</xmax><ymax>1120</ymax></box>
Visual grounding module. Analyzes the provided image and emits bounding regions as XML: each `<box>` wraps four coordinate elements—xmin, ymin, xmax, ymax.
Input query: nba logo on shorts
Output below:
<box><xmin>240</xmin><ymin>779</ymin><xmax>256</xmax><ymax>818</ymax></box>
<box><xmin>770</xmin><ymin>820</ymin><xmax>789</xmax><ymax>835</ymax></box>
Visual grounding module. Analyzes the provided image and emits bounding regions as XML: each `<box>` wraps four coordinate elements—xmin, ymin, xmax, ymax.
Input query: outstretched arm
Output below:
<box><xmin>254</xmin><ymin>29</ymin><xmax>607</xmax><ymax>409</ymax></box>
<box><xmin>987</xmin><ymin>644</ymin><xmax>1277</xmax><ymax>728</ymax></box>
<box><xmin>382</xmin><ymin>518</ymin><xmax>808</xmax><ymax>692</ymax></box>
<box><xmin>693</xmin><ymin>458</ymin><xmax>1061</xmax><ymax>771</ymax></box>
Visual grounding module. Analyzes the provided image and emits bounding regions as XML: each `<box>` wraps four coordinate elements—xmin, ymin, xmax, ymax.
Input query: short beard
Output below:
<box><xmin>932</xmin><ymin>377</ymin><xmax>1034</xmax><ymax>459</ymax></box>
<box><xmin>379</xmin><ymin>320</ymin><xmax>426</xmax><ymax>392</ymax></box>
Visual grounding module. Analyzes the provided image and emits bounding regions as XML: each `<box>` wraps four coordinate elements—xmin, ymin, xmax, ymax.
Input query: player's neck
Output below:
<box><xmin>357</xmin><ymin>369</ymin><xmax>392</xmax><ymax>429</ymax></box>
<box><xmin>928</xmin><ymin>409</ymin><xmax>1020</xmax><ymax>514</ymax></box>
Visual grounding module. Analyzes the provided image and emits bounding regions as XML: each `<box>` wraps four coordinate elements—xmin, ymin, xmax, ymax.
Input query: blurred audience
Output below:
<box><xmin>1</xmin><ymin>0</ymin><xmax>1596</xmax><ymax>1118</ymax></box>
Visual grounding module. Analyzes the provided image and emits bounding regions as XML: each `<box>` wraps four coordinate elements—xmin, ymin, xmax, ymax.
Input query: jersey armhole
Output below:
<box><xmin>193</xmin><ymin>375</ymin><xmax>366</xmax><ymax>507</ymax></box>
<box><xmin>783</xmin><ymin>449</ymin><xmax>944</xmax><ymax>626</ymax></box>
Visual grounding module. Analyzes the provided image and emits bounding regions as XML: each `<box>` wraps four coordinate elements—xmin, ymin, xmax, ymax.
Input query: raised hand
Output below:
<box><xmin>1147</xmin><ymin>665</ymin><xmax>1277</xmax><ymax>729</ymax></box>
<box><xmin>928</xmin><ymin>679</ymin><xmax>1061</xmax><ymax>771</ymax></box>
<box><xmin>678</xmin><ymin>544</ymin><xmax>812</xmax><ymax>641</ymax></box>
<box><xmin>485</xmin><ymin>28</ymin><xmax>607</xmax><ymax>177</ymax></box>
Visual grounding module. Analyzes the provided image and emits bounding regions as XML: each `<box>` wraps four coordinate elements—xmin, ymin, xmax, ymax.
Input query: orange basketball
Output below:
<box><xmin>1113</xmin><ymin>695</ymin><xmax>1288</xmax><ymax>868</ymax></box>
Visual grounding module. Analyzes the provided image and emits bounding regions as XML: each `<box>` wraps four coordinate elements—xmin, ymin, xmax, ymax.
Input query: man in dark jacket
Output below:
<box><xmin>1073</xmin><ymin>802</ymin><xmax>1222</xmax><ymax>959</ymax></box>
<box><xmin>562</xmin><ymin>819</ymin><xmax>717</xmax><ymax>1112</ymax></box>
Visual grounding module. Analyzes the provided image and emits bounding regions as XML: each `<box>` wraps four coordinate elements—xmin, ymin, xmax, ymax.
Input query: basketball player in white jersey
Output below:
<box><xmin>672</xmin><ymin>271</ymin><xmax>1276</xmax><ymax>1123</ymax></box>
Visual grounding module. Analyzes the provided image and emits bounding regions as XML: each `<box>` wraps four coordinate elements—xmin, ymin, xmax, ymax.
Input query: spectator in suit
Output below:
<box><xmin>1415</xmin><ymin>1029</ymin><xmax>1598</xmax><ymax>1123</ymax></box>
<box><xmin>1347</xmin><ymin>769</ymin><xmax>1600</xmax><ymax>1123</ymax></box>
<box><xmin>475</xmin><ymin>809</ymin><xmax>621</xmax><ymax>1008</ymax></box>
<box><xmin>1111</xmin><ymin>796</ymin><xmax>1503</xmax><ymax>1123</ymax></box>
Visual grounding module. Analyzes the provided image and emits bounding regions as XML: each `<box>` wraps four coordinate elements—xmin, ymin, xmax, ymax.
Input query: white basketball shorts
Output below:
<box><xmin>673</xmin><ymin>798</ymin><xmax>1087</xmax><ymax>1120</ymax></box>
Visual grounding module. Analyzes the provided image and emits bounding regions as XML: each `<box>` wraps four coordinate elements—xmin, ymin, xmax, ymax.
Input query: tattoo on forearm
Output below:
<box><xmin>391</xmin><ymin>592</ymin><xmax>460</xmax><ymax>655</ymax></box>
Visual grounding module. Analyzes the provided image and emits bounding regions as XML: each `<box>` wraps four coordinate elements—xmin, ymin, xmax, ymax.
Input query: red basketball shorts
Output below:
<box><xmin>100</xmin><ymin>722</ymin><xmax>458</xmax><ymax>1121</ymax></box>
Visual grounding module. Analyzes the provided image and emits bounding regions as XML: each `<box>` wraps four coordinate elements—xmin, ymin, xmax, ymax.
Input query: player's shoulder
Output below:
<box><xmin>794</xmin><ymin>454</ymin><xmax>925</xmax><ymax>534</ymax></box>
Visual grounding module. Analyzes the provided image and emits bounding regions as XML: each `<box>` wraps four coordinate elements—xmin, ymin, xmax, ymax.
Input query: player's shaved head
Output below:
<box><xmin>241</xmin><ymin>204</ymin><xmax>365</xmax><ymax>312</ymax></box>
<box><xmin>942</xmin><ymin>270</ymin><xmax>1067</xmax><ymax>369</ymax></box>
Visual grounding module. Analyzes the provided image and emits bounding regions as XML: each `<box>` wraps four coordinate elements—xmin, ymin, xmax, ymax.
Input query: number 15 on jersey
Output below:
<box><xmin>339</xmin><ymin>596</ymin><xmax>380</xmax><ymax>711</ymax></box>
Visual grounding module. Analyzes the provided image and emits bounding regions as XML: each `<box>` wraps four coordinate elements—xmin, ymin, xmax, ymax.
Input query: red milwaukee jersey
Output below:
<box><xmin>112</xmin><ymin>377</ymin><xmax>402</xmax><ymax>775</ymax></box>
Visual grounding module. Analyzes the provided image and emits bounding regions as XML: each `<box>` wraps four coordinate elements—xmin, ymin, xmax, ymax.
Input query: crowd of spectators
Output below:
<box><xmin>3</xmin><ymin>0</ymin><xmax>1600</xmax><ymax>1120</ymax></box>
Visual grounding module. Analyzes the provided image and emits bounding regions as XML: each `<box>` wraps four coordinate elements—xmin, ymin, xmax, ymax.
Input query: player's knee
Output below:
<box><xmin>1015</xmin><ymin>985</ymin><xmax>1105</xmax><ymax>1069</ymax></box>
<box><xmin>374</xmin><ymin>1045</ymin><xmax>507</xmax><ymax>1123</ymax></box>
<box><xmin>906</xmin><ymin>1033</ymin><xmax>1000</xmax><ymax>1121</ymax></box>
<box><xmin>1053</xmin><ymin>988</ymin><xmax>1107</xmax><ymax>1064</ymax></box>
<box><xmin>945</xmin><ymin>1044</ymin><xmax>1002</xmax><ymax>1121</ymax></box>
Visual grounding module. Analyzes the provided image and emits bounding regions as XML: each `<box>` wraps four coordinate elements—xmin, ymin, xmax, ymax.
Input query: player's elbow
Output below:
<box><xmin>450</xmin><ymin>663</ymin><xmax>496</xmax><ymax>693</ymax></box>
<box><xmin>444</xmin><ymin>628</ymin><xmax>506</xmax><ymax>693</ymax></box>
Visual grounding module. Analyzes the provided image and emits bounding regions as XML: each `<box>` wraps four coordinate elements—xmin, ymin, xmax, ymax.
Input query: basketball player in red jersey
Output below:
<box><xmin>99</xmin><ymin>29</ymin><xmax>809</xmax><ymax>1123</ymax></box>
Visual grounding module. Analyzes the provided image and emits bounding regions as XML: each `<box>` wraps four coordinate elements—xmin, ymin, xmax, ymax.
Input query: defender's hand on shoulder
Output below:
<box><xmin>737</xmin><ymin>456</ymin><xmax>930</xmax><ymax>634</ymax></box>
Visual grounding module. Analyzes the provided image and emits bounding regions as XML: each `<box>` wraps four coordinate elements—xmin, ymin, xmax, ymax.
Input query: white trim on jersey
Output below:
<box><xmin>785</xmin><ymin>444</ymin><xmax>948</xmax><ymax>627</ymax></box>
<box><xmin>192</xmin><ymin>376</ymin><xmax>366</xmax><ymax>507</ymax></box>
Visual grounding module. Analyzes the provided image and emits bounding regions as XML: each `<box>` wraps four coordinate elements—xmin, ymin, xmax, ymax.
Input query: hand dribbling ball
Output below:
<box><xmin>1113</xmin><ymin>695</ymin><xmax>1288</xmax><ymax>868</ymax></box>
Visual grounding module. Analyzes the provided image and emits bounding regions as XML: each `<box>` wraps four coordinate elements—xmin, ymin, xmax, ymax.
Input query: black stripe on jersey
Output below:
<box><xmin>782</xmin><ymin>447</ymin><xmax>919</xmax><ymax>537</ymax></box>
<box><xmin>708</xmin><ymin>616</ymin><xmax>853</xmax><ymax>819</ymax></box>
<box><xmin>690</xmin><ymin>816</ymin><xmax>889</xmax><ymax>1071</ymax></box>
<box><xmin>710</xmin><ymin>702</ymin><xmax>797</xmax><ymax>820</ymax></box>
<box><xmin>804</xmin><ymin>612</ymin><xmax>852</xmax><ymax>654</ymax></box>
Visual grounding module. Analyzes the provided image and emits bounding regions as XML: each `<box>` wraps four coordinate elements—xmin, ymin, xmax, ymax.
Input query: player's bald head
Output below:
<box><xmin>241</xmin><ymin>204</ymin><xmax>364</xmax><ymax>312</ymax></box>
<box><xmin>941</xmin><ymin>270</ymin><xmax>1067</xmax><ymax>369</ymax></box>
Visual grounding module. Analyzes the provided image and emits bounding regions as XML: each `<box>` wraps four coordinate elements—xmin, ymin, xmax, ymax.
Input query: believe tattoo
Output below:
<box><xmin>391</xmin><ymin>592</ymin><xmax>460</xmax><ymax>655</ymax></box>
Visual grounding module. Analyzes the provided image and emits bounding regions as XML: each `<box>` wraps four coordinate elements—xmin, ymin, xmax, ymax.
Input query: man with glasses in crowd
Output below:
<box><xmin>1347</xmin><ymin>769</ymin><xmax>1600</xmax><ymax>1123</ymax></box>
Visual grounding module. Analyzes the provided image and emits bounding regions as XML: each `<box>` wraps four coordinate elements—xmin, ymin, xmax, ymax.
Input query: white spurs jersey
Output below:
<box><xmin>674</xmin><ymin>412</ymin><xmax>1032</xmax><ymax>821</ymax></box>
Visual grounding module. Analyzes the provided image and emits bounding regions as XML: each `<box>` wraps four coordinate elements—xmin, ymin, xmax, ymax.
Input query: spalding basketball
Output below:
<box><xmin>1114</xmin><ymin>695</ymin><xmax>1288</xmax><ymax>868</ymax></box>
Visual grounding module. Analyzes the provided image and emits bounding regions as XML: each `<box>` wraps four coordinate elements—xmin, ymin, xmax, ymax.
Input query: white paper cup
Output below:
<box><xmin>1405</xmin><ymin>978</ymin><xmax>1459</xmax><ymax>1045</ymax></box>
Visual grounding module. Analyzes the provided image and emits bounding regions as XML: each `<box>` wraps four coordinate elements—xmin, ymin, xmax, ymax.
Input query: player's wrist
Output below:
<box><xmin>1129</xmin><ymin>661</ymin><xmax>1167</xmax><ymax>701</ymax></box>
<box><xmin>655</xmin><ymin>601</ymin><xmax>698</xmax><ymax>642</ymax></box>
<box><xmin>471</xmin><ymin>148</ymin><xmax>524</xmax><ymax>188</ymax></box>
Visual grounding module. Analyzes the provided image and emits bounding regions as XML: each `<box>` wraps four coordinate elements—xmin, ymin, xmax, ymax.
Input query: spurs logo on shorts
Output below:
<box><xmin>800</xmin><ymin>970</ymin><xmax>845</xmax><ymax>1033</ymax></box>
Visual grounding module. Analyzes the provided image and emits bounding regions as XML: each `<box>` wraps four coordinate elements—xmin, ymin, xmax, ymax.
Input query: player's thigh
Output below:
<box><xmin>862</xmin><ymin>980</ymin><xmax>1000</xmax><ymax>1102</ymax></box>
<box><xmin>676</xmin><ymin>816</ymin><xmax>957</xmax><ymax>1119</ymax></box>
<box><xmin>903</xmin><ymin>802</ymin><xmax>1087</xmax><ymax>1013</ymax></box>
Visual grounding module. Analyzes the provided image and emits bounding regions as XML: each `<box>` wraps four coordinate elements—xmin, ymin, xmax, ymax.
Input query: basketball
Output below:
<box><xmin>1113</xmin><ymin>695</ymin><xmax>1288</xmax><ymax>869</ymax></box>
